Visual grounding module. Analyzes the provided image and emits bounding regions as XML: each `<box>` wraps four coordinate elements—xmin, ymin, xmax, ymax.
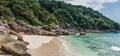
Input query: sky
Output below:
<box><xmin>64</xmin><ymin>0</ymin><xmax>120</xmax><ymax>23</ymax></box>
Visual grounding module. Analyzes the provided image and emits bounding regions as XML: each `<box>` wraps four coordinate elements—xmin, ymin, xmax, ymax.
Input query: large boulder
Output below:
<box><xmin>80</xmin><ymin>32</ymin><xmax>86</xmax><ymax>35</ymax></box>
<box><xmin>0</xmin><ymin>37</ymin><xmax>30</xmax><ymax>56</ymax></box>
<box><xmin>0</xmin><ymin>26</ymin><xmax>10</xmax><ymax>36</ymax></box>
<box><xmin>26</xmin><ymin>26</ymin><xmax>41</xmax><ymax>35</ymax></box>
<box><xmin>0</xmin><ymin>37</ymin><xmax>17</xmax><ymax>46</ymax></box>
<box><xmin>1</xmin><ymin>41</ymin><xmax>30</xmax><ymax>56</ymax></box>
<box><xmin>8</xmin><ymin>22</ymin><xmax>25</xmax><ymax>33</ymax></box>
<box><xmin>42</xmin><ymin>26</ymin><xmax>52</xmax><ymax>31</ymax></box>
<box><xmin>55</xmin><ymin>30</ymin><xmax>71</xmax><ymax>35</ymax></box>
<box><xmin>0</xmin><ymin>36</ymin><xmax>26</xmax><ymax>49</ymax></box>
<box><xmin>41</xmin><ymin>30</ymin><xmax>57</xmax><ymax>36</ymax></box>
<box><xmin>9</xmin><ymin>20</ymin><xmax>42</xmax><ymax>35</ymax></box>
<box><xmin>15</xmin><ymin>20</ymin><xmax>26</xmax><ymax>27</ymax></box>
<box><xmin>61</xmin><ymin>30</ymin><xmax>71</xmax><ymax>35</ymax></box>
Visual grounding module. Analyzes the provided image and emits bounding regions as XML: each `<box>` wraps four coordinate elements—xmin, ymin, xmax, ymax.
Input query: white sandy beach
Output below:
<box><xmin>22</xmin><ymin>35</ymin><xmax>75</xmax><ymax>56</ymax></box>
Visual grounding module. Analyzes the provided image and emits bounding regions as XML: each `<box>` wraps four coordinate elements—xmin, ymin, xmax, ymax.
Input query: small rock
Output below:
<box><xmin>80</xmin><ymin>32</ymin><xmax>86</xmax><ymax>35</ymax></box>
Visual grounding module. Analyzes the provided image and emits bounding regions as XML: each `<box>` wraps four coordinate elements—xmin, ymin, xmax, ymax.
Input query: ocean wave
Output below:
<box><xmin>111</xmin><ymin>46</ymin><xmax>120</xmax><ymax>51</ymax></box>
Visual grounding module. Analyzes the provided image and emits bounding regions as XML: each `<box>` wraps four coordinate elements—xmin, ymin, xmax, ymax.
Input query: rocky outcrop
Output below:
<box><xmin>8</xmin><ymin>21</ymin><xmax>29</xmax><ymax>34</ymax></box>
<box><xmin>61</xmin><ymin>30</ymin><xmax>71</xmax><ymax>35</ymax></box>
<box><xmin>80</xmin><ymin>32</ymin><xmax>86</xmax><ymax>35</ymax></box>
<box><xmin>8</xmin><ymin>20</ymin><xmax>55</xmax><ymax>36</ymax></box>
<box><xmin>1</xmin><ymin>41</ymin><xmax>30</xmax><ymax>56</ymax></box>
<box><xmin>42</xmin><ymin>26</ymin><xmax>52</xmax><ymax>31</ymax></box>
<box><xmin>26</xmin><ymin>26</ymin><xmax>41</xmax><ymax>35</ymax></box>
<box><xmin>41</xmin><ymin>30</ymin><xmax>57</xmax><ymax>36</ymax></box>
<box><xmin>0</xmin><ymin>21</ymin><xmax>30</xmax><ymax>56</ymax></box>
<box><xmin>0</xmin><ymin>20</ymin><xmax>74</xmax><ymax>56</ymax></box>
<box><xmin>0</xmin><ymin>37</ymin><xmax>30</xmax><ymax>56</ymax></box>
<box><xmin>8</xmin><ymin>20</ymin><xmax>42</xmax><ymax>35</ymax></box>
<box><xmin>0</xmin><ymin>26</ymin><xmax>10</xmax><ymax>36</ymax></box>
<box><xmin>7</xmin><ymin>20</ymin><xmax>73</xmax><ymax>36</ymax></box>
<box><xmin>53</xmin><ymin>29</ymin><xmax>72</xmax><ymax>35</ymax></box>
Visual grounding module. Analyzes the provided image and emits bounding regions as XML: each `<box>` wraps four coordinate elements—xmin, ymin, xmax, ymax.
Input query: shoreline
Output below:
<box><xmin>22</xmin><ymin>35</ymin><xmax>75</xmax><ymax>56</ymax></box>
<box><xmin>58</xmin><ymin>37</ymin><xmax>76</xmax><ymax>56</ymax></box>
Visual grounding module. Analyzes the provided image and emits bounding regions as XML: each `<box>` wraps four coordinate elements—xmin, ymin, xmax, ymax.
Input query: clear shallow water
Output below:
<box><xmin>63</xmin><ymin>33</ymin><xmax>120</xmax><ymax>56</ymax></box>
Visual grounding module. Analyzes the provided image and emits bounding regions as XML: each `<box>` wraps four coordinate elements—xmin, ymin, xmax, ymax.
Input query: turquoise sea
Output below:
<box><xmin>63</xmin><ymin>33</ymin><xmax>120</xmax><ymax>56</ymax></box>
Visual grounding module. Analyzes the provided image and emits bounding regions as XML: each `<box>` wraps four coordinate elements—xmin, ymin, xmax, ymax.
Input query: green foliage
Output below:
<box><xmin>39</xmin><ymin>0</ymin><xmax>120</xmax><ymax>30</ymax></box>
<box><xmin>0</xmin><ymin>0</ymin><xmax>120</xmax><ymax>31</ymax></box>
<box><xmin>0</xmin><ymin>0</ymin><xmax>58</xmax><ymax>26</ymax></box>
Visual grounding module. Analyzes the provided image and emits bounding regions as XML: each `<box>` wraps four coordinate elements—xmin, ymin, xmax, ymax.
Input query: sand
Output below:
<box><xmin>22</xmin><ymin>35</ymin><xmax>75</xmax><ymax>56</ymax></box>
<box><xmin>23</xmin><ymin>35</ymin><xmax>55</xmax><ymax>49</ymax></box>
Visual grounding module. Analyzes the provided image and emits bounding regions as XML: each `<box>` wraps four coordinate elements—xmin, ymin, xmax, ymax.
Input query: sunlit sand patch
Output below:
<box><xmin>23</xmin><ymin>35</ymin><xmax>54</xmax><ymax>49</ymax></box>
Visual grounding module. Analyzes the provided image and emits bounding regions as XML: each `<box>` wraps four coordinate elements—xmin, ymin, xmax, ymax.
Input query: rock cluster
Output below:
<box><xmin>0</xmin><ymin>20</ymin><xmax>74</xmax><ymax>56</ymax></box>
<box><xmin>0</xmin><ymin>20</ymin><xmax>30</xmax><ymax>56</ymax></box>
<box><xmin>8</xmin><ymin>20</ymin><xmax>72</xmax><ymax>36</ymax></box>
<box><xmin>0</xmin><ymin>37</ymin><xmax>30</xmax><ymax>56</ymax></box>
